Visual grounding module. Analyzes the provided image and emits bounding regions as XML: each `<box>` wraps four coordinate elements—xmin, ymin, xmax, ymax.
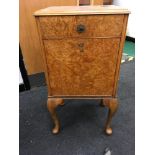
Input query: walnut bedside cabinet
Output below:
<box><xmin>34</xmin><ymin>5</ymin><xmax>130</xmax><ymax>135</ymax></box>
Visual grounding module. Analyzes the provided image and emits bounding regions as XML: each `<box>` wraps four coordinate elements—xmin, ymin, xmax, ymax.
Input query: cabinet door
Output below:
<box><xmin>43</xmin><ymin>38</ymin><xmax>120</xmax><ymax>96</ymax></box>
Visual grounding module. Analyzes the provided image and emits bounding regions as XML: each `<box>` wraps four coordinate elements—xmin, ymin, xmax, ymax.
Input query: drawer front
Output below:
<box><xmin>39</xmin><ymin>15</ymin><xmax>124</xmax><ymax>39</ymax></box>
<box><xmin>43</xmin><ymin>38</ymin><xmax>120</xmax><ymax>96</ymax></box>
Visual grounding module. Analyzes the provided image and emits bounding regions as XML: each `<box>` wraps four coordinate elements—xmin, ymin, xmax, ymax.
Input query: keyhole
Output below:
<box><xmin>78</xmin><ymin>43</ymin><xmax>84</xmax><ymax>52</ymax></box>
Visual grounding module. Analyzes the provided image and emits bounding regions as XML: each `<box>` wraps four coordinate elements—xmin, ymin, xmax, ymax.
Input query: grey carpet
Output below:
<box><xmin>19</xmin><ymin>61</ymin><xmax>135</xmax><ymax>155</ymax></box>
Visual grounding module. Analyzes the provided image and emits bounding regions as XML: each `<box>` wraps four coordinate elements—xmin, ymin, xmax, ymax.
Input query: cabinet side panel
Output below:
<box><xmin>112</xmin><ymin>14</ymin><xmax>129</xmax><ymax>97</ymax></box>
<box><xmin>35</xmin><ymin>17</ymin><xmax>52</xmax><ymax>95</ymax></box>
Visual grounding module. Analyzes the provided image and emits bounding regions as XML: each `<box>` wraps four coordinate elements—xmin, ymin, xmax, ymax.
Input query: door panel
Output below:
<box><xmin>44</xmin><ymin>38</ymin><xmax>120</xmax><ymax>96</ymax></box>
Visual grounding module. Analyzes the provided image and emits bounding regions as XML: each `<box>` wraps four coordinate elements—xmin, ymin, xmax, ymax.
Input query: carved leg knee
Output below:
<box><xmin>103</xmin><ymin>98</ymin><xmax>119</xmax><ymax>135</ymax></box>
<box><xmin>47</xmin><ymin>98</ymin><xmax>64</xmax><ymax>134</ymax></box>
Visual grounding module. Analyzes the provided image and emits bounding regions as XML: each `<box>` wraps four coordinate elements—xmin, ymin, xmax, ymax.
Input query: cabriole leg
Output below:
<box><xmin>47</xmin><ymin>98</ymin><xmax>64</xmax><ymax>134</ymax></box>
<box><xmin>102</xmin><ymin>98</ymin><xmax>119</xmax><ymax>135</ymax></box>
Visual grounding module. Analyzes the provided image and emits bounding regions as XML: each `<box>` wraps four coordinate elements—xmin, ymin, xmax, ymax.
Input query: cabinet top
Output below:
<box><xmin>34</xmin><ymin>5</ymin><xmax>130</xmax><ymax>16</ymax></box>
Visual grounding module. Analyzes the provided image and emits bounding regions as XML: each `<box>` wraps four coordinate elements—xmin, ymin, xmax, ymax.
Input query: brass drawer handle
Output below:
<box><xmin>77</xmin><ymin>24</ymin><xmax>86</xmax><ymax>33</ymax></box>
<box><xmin>78</xmin><ymin>43</ymin><xmax>84</xmax><ymax>52</ymax></box>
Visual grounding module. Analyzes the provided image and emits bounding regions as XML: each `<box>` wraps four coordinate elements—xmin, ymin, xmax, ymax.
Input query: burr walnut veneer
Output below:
<box><xmin>34</xmin><ymin>5</ymin><xmax>130</xmax><ymax>135</ymax></box>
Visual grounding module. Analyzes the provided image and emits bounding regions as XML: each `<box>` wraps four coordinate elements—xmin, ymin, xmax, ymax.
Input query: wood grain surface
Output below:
<box><xmin>78</xmin><ymin>0</ymin><xmax>103</xmax><ymax>5</ymax></box>
<box><xmin>35</xmin><ymin>6</ymin><xmax>129</xmax><ymax>97</ymax></box>
<box><xmin>43</xmin><ymin>38</ymin><xmax>120</xmax><ymax>96</ymax></box>
<box><xmin>104</xmin><ymin>0</ymin><xmax>112</xmax><ymax>5</ymax></box>
<box><xmin>39</xmin><ymin>15</ymin><xmax>124</xmax><ymax>39</ymax></box>
<box><xmin>112</xmin><ymin>14</ymin><xmax>129</xmax><ymax>96</ymax></box>
<box><xmin>34</xmin><ymin>5</ymin><xmax>130</xmax><ymax>16</ymax></box>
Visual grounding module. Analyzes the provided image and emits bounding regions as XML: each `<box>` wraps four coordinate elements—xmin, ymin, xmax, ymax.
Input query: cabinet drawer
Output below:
<box><xmin>39</xmin><ymin>15</ymin><xmax>124</xmax><ymax>39</ymax></box>
<box><xmin>43</xmin><ymin>38</ymin><xmax>120</xmax><ymax>96</ymax></box>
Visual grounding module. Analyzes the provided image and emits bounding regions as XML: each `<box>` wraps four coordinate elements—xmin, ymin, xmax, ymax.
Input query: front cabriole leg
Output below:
<box><xmin>47</xmin><ymin>98</ymin><xmax>64</xmax><ymax>134</ymax></box>
<box><xmin>102</xmin><ymin>98</ymin><xmax>119</xmax><ymax>135</ymax></box>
